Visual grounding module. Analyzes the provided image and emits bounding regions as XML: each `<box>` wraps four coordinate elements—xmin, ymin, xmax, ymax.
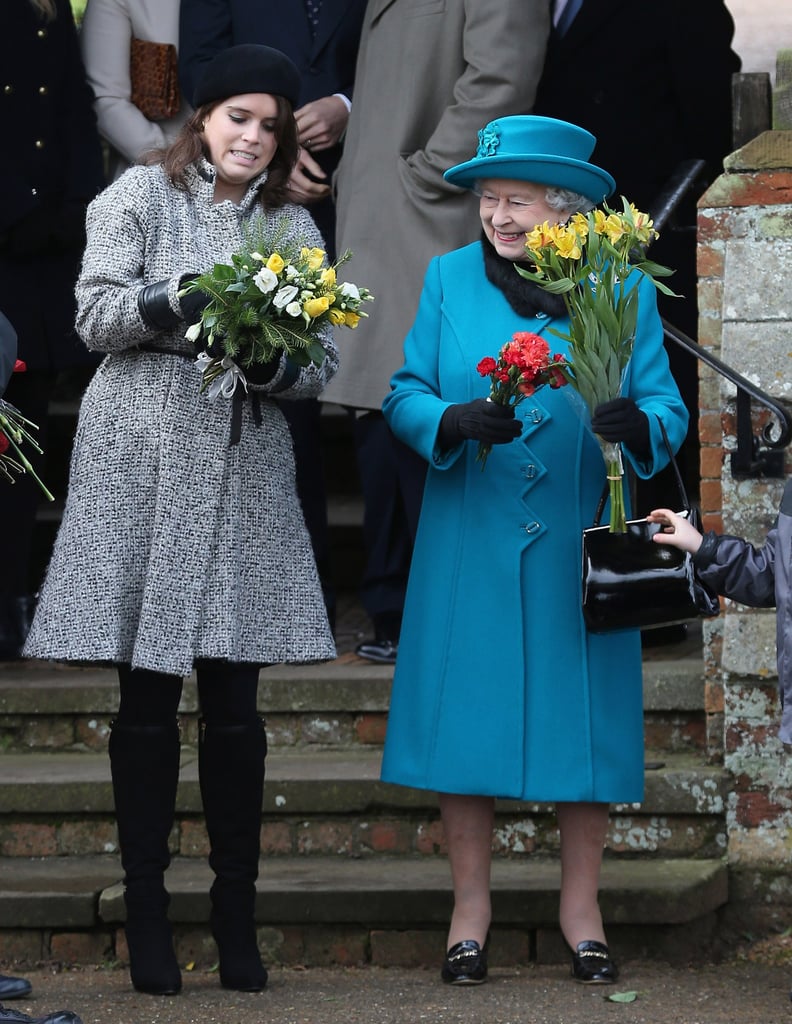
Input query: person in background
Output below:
<box><xmin>79</xmin><ymin>0</ymin><xmax>191</xmax><ymax>181</ymax></box>
<box><xmin>0</xmin><ymin>0</ymin><xmax>105</xmax><ymax>661</ymax></box>
<box><xmin>534</xmin><ymin>0</ymin><xmax>741</xmax><ymax>512</ymax></box>
<box><xmin>178</xmin><ymin>0</ymin><xmax>368</xmax><ymax>631</ymax></box>
<box><xmin>649</xmin><ymin>498</ymin><xmax>792</xmax><ymax>751</ymax></box>
<box><xmin>24</xmin><ymin>44</ymin><xmax>337</xmax><ymax>997</ymax></box>
<box><xmin>380</xmin><ymin>115</ymin><xmax>687</xmax><ymax>986</ymax></box>
<box><xmin>319</xmin><ymin>0</ymin><xmax>551</xmax><ymax>664</ymax></box>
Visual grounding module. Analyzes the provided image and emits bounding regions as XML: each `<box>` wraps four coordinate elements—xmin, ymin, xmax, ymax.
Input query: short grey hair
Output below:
<box><xmin>544</xmin><ymin>186</ymin><xmax>594</xmax><ymax>215</ymax></box>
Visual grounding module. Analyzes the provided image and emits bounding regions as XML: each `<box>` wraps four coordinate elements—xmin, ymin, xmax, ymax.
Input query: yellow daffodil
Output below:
<box><xmin>301</xmin><ymin>247</ymin><xmax>325</xmax><ymax>271</ymax></box>
<box><xmin>552</xmin><ymin>225</ymin><xmax>583</xmax><ymax>260</ymax></box>
<box><xmin>344</xmin><ymin>311</ymin><xmax>361</xmax><ymax>328</ymax></box>
<box><xmin>321</xmin><ymin>266</ymin><xmax>337</xmax><ymax>288</ymax></box>
<box><xmin>571</xmin><ymin>211</ymin><xmax>591</xmax><ymax>234</ymax></box>
<box><xmin>265</xmin><ymin>252</ymin><xmax>285</xmax><ymax>273</ymax></box>
<box><xmin>304</xmin><ymin>295</ymin><xmax>332</xmax><ymax>318</ymax></box>
<box><xmin>589</xmin><ymin>209</ymin><xmax>608</xmax><ymax>235</ymax></box>
<box><xmin>603</xmin><ymin>214</ymin><xmax>629</xmax><ymax>245</ymax></box>
<box><xmin>525</xmin><ymin>223</ymin><xmax>556</xmax><ymax>258</ymax></box>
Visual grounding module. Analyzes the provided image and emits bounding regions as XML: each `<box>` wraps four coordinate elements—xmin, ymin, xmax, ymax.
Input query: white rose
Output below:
<box><xmin>272</xmin><ymin>284</ymin><xmax>299</xmax><ymax>310</ymax></box>
<box><xmin>339</xmin><ymin>282</ymin><xmax>360</xmax><ymax>300</ymax></box>
<box><xmin>285</xmin><ymin>302</ymin><xmax>303</xmax><ymax>318</ymax></box>
<box><xmin>253</xmin><ymin>267</ymin><xmax>278</xmax><ymax>293</ymax></box>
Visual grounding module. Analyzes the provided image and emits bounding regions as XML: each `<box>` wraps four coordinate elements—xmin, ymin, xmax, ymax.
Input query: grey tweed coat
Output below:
<box><xmin>24</xmin><ymin>160</ymin><xmax>338</xmax><ymax>675</ymax></box>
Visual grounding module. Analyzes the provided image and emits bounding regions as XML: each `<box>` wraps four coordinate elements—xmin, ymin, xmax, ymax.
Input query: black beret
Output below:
<box><xmin>193</xmin><ymin>44</ymin><xmax>301</xmax><ymax>108</ymax></box>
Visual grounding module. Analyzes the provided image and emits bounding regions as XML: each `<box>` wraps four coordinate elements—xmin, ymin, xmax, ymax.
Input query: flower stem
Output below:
<box><xmin>599</xmin><ymin>439</ymin><xmax>626</xmax><ymax>533</ymax></box>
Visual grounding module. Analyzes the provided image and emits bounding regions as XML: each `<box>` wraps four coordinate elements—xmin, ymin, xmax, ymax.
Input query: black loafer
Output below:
<box><xmin>441</xmin><ymin>939</ymin><xmax>488</xmax><ymax>985</ymax></box>
<box><xmin>0</xmin><ymin>977</ymin><xmax>32</xmax><ymax>1001</ymax></box>
<box><xmin>355</xmin><ymin>637</ymin><xmax>398</xmax><ymax>665</ymax></box>
<box><xmin>570</xmin><ymin>939</ymin><xmax>618</xmax><ymax>984</ymax></box>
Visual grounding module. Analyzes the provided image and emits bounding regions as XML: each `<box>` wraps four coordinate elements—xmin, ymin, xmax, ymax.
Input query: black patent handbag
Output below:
<box><xmin>581</xmin><ymin>418</ymin><xmax>720</xmax><ymax>633</ymax></box>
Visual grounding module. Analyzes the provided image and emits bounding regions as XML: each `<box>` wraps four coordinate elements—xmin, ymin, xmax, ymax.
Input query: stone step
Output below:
<box><xmin>0</xmin><ymin>853</ymin><xmax>728</xmax><ymax>966</ymax></box>
<box><xmin>0</xmin><ymin>748</ymin><xmax>728</xmax><ymax>861</ymax></box>
<box><xmin>0</xmin><ymin>648</ymin><xmax>707</xmax><ymax>754</ymax></box>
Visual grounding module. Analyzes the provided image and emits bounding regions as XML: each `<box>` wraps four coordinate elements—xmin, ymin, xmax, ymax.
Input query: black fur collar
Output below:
<box><xmin>481</xmin><ymin>233</ymin><xmax>567</xmax><ymax>320</ymax></box>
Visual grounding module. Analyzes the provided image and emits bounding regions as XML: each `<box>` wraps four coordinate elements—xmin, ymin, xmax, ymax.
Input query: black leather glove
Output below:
<box><xmin>138</xmin><ymin>274</ymin><xmax>211</xmax><ymax>330</ymax></box>
<box><xmin>438</xmin><ymin>398</ymin><xmax>522</xmax><ymax>449</ymax></box>
<box><xmin>241</xmin><ymin>353</ymin><xmax>281</xmax><ymax>385</ymax></box>
<box><xmin>591</xmin><ymin>397</ymin><xmax>650</xmax><ymax>456</ymax></box>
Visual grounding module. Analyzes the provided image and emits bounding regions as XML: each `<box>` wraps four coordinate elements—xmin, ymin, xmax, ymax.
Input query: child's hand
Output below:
<box><xmin>647</xmin><ymin>509</ymin><xmax>704</xmax><ymax>554</ymax></box>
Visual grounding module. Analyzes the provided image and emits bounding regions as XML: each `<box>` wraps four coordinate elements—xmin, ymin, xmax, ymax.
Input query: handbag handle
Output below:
<box><xmin>592</xmin><ymin>415</ymin><xmax>689</xmax><ymax>527</ymax></box>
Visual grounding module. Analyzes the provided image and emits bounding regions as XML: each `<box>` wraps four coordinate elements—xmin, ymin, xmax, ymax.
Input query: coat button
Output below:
<box><xmin>38</xmin><ymin>85</ymin><xmax>48</xmax><ymax>95</ymax></box>
<box><xmin>528</xmin><ymin>408</ymin><xmax>542</xmax><ymax>423</ymax></box>
<box><xmin>523</xmin><ymin>521</ymin><xmax>541</xmax><ymax>534</ymax></box>
<box><xmin>37</xmin><ymin>28</ymin><xmax>47</xmax><ymax>37</ymax></box>
<box><xmin>3</xmin><ymin>85</ymin><xmax>12</xmax><ymax>95</ymax></box>
<box><xmin>34</xmin><ymin>139</ymin><xmax>45</xmax><ymax>149</ymax></box>
<box><xmin>523</xmin><ymin>464</ymin><xmax>537</xmax><ymax>479</ymax></box>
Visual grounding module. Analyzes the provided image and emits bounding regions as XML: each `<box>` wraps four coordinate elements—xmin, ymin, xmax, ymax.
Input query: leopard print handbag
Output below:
<box><xmin>130</xmin><ymin>38</ymin><xmax>181</xmax><ymax>122</ymax></box>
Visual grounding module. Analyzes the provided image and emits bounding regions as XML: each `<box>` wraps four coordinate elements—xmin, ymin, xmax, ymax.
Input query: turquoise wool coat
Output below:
<box><xmin>380</xmin><ymin>241</ymin><xmax>688</xmax><ymax>804</ymax></box>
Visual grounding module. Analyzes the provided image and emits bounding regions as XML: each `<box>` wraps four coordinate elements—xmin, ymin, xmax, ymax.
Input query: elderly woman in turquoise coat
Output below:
<box><xmin>381</xmin><ymin>116</ymin><xmax>688</xmax><ymax>987</ymax></box>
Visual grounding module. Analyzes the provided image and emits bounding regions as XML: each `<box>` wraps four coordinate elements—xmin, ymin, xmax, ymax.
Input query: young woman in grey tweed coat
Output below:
<box><xmin>25</xmin><ymin>45</ymin><xmax>337</xmax><ymax>998</ymax></box>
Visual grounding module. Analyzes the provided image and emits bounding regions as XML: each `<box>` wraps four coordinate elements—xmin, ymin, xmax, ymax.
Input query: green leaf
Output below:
<box><xmin>606</xmin><ymin>991</ymin><xmax>639</xmax><ymax>1003</ymax></box>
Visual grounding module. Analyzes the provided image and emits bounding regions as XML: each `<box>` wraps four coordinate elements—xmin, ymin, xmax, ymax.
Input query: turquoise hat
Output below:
<box><xmin>444</xmin><ymin>115</ymin><xmax>615</xmax><ymax>204</ymax></box>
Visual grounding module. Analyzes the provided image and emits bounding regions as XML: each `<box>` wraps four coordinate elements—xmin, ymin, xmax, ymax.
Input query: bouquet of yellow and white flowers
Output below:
<box><xmin>181</xmin><ymin>222</ymin><xmax>373</xmax><ymax>396</ymax></box>
<box><xmin>516</xmin><ymin>198</ymin><xmax>676</xmax><ymax>532</ymax></box>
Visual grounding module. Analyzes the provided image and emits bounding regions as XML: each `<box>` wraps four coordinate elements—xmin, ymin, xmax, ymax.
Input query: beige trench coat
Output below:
<box><xmin>322</xmin><ymin>0</ymin><xmax>551</xmax><ymax>411</ymax></box>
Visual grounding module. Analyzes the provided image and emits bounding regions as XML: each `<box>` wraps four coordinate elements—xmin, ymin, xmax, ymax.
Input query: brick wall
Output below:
<box><xmin>697</xmin><ymin>128</ymin><xmax>792</xmax><ymax>929</ymax></box>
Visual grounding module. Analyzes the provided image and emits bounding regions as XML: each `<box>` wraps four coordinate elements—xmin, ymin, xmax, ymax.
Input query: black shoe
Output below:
<box><xmin>570</xmin><ymin>939</ymin><xmax>618</xmax><ymax>984</ymax></box>
<box><xmin>0</xmin><ymin>1006</ymin><xmax>83</xmax><ymax>1024</ymax></box>
<box><xmin>441</xmin><ymin>939</ymin><xmax>488</xmax><ymax>985</ymax></box>
<box><xmin>0</xmin><ymin>978</ymin><xmax>31</xmax><ymax>1001</ymax></box>
<box><xmin>355</xmin><ymin>636</ymin><xmax>398</xmax><ymax>665</ymax></box>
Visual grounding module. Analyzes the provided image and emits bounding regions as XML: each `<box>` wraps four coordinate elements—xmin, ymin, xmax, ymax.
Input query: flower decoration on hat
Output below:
<box><xmin>476</xmin><ymin>124</ymin><xmax>500</xmax><ymax>159</ymax></box>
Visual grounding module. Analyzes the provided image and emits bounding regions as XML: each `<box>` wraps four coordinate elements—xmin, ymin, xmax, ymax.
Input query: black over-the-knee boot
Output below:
<box><xmin>108</xmin><ymin>720</ymin><xmax>182</xmax><ymax>995</ymax></box>
<box><xmin>199</xmin><ymin>717</ymin><xmax>268</xmax><ymax>991</ymax></box>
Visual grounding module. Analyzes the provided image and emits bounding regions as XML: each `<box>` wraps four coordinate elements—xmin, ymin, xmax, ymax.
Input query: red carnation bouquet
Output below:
<box><xmin>475</xmin><ymin>331</ymin><xmax>569</xmax><ymax>468</ymax></box>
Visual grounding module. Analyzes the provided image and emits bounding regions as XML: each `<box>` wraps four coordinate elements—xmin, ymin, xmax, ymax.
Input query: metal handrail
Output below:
<box><xmin>649</xmin><ymin>159</ymin><xmax>707</xmax><ymax>232</ymax></box>
<box><xmin>662</xmin><ymin>319</ymin><xmax>792</xmax><ymax>478</ymax></box>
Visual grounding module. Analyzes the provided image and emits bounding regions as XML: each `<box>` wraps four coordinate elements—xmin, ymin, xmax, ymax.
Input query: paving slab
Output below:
<box><xmin>4</xmin><ymin>958</ymin><xmax>791</xmax><ymax>1024</ymax></box>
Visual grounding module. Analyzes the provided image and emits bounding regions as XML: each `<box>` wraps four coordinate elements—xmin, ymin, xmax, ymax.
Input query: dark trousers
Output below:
<box><xmin>350</xmin><ymin>410</ymin><xmax>427</xmax><ymax>631</ymax></box>
<box><xmin>116</xmin><ymin>659</ymin><xmax>261</xmax><ymax>726</ymax></box>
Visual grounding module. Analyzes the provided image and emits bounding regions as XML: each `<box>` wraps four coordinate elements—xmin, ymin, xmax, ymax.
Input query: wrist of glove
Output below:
<box><xmin>139</xmin><ymin>274</ymin><xmax>212</xmax><ymax>331</ymax></box>
<box><xmin>591</xmin><ymin>398</ymin><xmax>650</xmax><ymax>456</ymax></box>
<box><xmin>240</xmin><ymin>354</ymin><xmax>281</xmax><ymax>386</ymax></box>
<box><xmin>438</xmin><ymin>397</ymin><xmax>522</xmax><ymax>449</ymax></box>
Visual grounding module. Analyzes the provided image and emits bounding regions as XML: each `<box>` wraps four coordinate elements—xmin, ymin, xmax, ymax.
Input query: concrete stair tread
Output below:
<box><xmin>0</xmin><ymin>654</ymin><xmax>703</xmax><ymax>713</ymax></box>
<box><xmin>0</xmin><ymin>853</ymin><xmax>727</xmax><ymax>930</ymax></box>
<box><xmin>0</xmin><ymin>748</ymin><xmax>729</xmax><ymax>816</ymax></box>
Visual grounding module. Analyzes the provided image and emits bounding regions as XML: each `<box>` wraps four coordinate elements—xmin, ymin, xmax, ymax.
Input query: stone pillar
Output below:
<box><xmin>697</xmin><ymin>128</ymin><xmax>792</xmax><ymax>932</ymax></box>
